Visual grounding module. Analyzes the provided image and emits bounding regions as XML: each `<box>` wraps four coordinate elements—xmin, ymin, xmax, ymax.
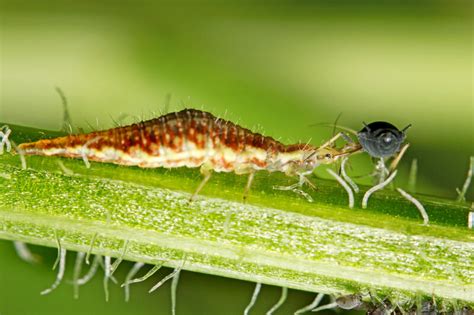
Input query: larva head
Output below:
<box><xmin>293</xmin><ymin>146</ymin><xmax>345</xmax><ymax>173</ymax></box>
<box><xmin>357</xmin><ymin>121</ymin><xmax>411</xmax><ymax>158</ymax></box>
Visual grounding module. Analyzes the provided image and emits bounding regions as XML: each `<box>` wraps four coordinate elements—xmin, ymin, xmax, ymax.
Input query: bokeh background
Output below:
<box><xmin>1</xmin><ymin>1</ymin><xmax>472</xmax><ymax>314</ymax></box>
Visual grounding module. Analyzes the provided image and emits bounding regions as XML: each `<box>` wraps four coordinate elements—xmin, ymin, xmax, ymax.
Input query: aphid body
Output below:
<box><xmin>18</xmin><ymin>109</ymin><xmax>356</xmax><ymax>199</ymax></box>
<box><xmin>357</xmin><ymin>121</ymin><xmax>410</xmax><ymax>158</ymax></box>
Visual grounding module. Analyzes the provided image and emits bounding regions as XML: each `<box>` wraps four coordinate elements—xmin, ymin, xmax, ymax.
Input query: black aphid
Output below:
<box><xmin>357</xmin><ymin>121</ymin><xmax>411</xmax><ymax>158</ymax></box>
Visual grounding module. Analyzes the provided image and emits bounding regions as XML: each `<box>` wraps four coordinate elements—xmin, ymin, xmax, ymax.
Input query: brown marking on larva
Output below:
<box><xmin>17</xmin><ymin>108</ymin><xmax>352</xmax><ymax>178</ymax></box>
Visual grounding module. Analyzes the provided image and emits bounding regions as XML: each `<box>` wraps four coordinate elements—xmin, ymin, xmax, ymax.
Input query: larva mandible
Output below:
<box><xmin>17</xmin><ymin>109</ymin><xmax>361</xmax><ymax>201</ymax></box>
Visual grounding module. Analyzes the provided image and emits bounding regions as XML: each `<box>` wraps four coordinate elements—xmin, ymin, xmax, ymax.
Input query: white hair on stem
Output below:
<box><xmin>170</xmin><ymin>264</ymin><xmax>182</xmax><ymax>315</ymax></box>
<box><xmin>103</xmin><ymin>256</ymin><xmax>112</xmax><ymax>301</ymax></box>
<box><xmin>85</xmin><ymin>233</ymin><xmax>98</xmax><ymax>264</ymax></box>
<box><xmin>340</xmin><ymin>157</ymin><xmax>359</xmax><ymax>193</ymax></box>
<box><xmin>243</xmin><ymin>282</ymin><xmax>262</xmax><ymax>315</ymax></box>
<box><xmin>362</xmin><ymin>170</ymin><xmax>398</xmax><ymax>209</ymax></box>
<box><xmin>13</xmin><ymin>241</ymin><xmax>40</xmax><ymax>264</ymax></box>
<box><xmin>149</xmin><ymin>258</ymin><xmax>186</xmax><ymax>293</ymax></box>
<box><xmin>294</xmin><ymin>292</ymin><xmax>325</xmax><ymax>314</ymax></box>
<box><xmin>327</xmin><ymin>169</ymin><xmax>354</xmax><ymax>209</ymax></box>
<box><xmin>456</xmin><ymin>156</ymin><xmax>474</xmax><ymax>202</ymax></box>
<box><xmin>110</xmin><ymin>240</ymin><xmax>129</xmax><ymax>277</ymax></box>
<box><xmin>72</xmin><ymin>252</ymin><xmax>86</xmax><ymax>299</ymax></box>
<box><xmin>124</xmin><ymin>262</ymin><xmax>145</xmax><ymax>302</ymax></box>
<box><xmin>41</xmin><ymin>248</ymin><xmax>67</xmax><ymax>295</ymax></box>
<box><xmin>266</xmin><ymin>287</ymin><xmax>288</xmax><ymax>315</ymax></box>
<box><xmin>396</xmin><ymin>188</ymin><xmax>429</xmax><ymax>225</ymax></box>
<box><xmin>77</xmin><ymin>255</ymin><xmax>101</xmax><ymax>286</ymax></box>
<box><xmin>121</xmin><ymin>263</ymin><xmax>164</xmax><ymax>287</ymax></box>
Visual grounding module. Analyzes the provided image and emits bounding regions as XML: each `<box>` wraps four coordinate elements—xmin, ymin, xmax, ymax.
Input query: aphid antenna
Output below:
<box><xmin>294</xmin><ymin>292</ymin><xmax>325</xmax><ymax>314</ymax></box>
<box><xmin>243</xmin><ymin>282</ymin><xmax>262</xmax><ymax>315</ymax></box>
<box><xmin>52</xmin><ymin>232</ymin><xmax>62</xmax><ymax>270</ymax></box>
<box><xmin>265</xmin><ymin>287</ymin><xmax>288</xmax><ymax>315</ymax></box>
<box><xmin>401</xmin><ymin>124</ymin><xmax>412</xmax><ymax>133</ymax></box>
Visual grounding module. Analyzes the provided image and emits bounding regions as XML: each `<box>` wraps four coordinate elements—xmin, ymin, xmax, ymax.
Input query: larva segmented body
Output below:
<box><xmin>18</xmin><ymin>109</ymin><xmax>359</xmax><ymax>200</ymax></box>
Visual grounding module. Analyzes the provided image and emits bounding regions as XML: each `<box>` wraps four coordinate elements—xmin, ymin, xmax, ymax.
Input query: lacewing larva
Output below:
<box><xmin>17</xmin><ymin>109</ymin><xmax>361</xmax><ymax>201</ymax></box>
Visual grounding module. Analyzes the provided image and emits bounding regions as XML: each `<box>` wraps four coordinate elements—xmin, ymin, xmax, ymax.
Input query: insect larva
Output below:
<box><xmin>17</xmin><ymin>109</ymin><xmax>360</xmax><ymax>201</ymax></box>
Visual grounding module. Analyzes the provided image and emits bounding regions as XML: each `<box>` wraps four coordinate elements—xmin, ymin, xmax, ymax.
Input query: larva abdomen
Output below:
<box><xmin>17</xmin><ymin>109</ymin><xmax>288</xmax><ymax>172</ymax></box>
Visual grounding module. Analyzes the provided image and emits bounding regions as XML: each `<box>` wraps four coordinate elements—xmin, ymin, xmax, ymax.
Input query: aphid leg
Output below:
<box><xmin>243</xmin><ymin>172</ymin><xmax>256</xmax><ymax>202</ymax></box>
<box><xmin>312</xmin><ymin>301</ymin><xmax>338</xmax><ymax>312</ymax></box>
<box><xmin>294</xmin><ymin>292</ymin><xmax>324</xmax><ymax>314</ymax></box>
<box><xmin>72</xmin><ymin>252</ymin><xmax>86</xmax><ymax>299</ymax></box>
<box><xmin>374</xmin><ymin>158</ymin><xmax>390</xmax><ymax>184</ymax></box>
<box><xmin>190</xmin><ymin>164</ymin><xmax>212</xmax><ymax>201</ymax></box>
<box><xmin>456</xmin><ymin>156</ymin><xmax>473</xmax><ymax>202</ymax></box>
<box><xmin>243</xmin><ymin>282</ymin><xmax>262</xmax><ymax>315</ymax></box>
<box><xmin>41</xmin><ymin>247</ymin><xmax>67</xmax><ymax>295</ymax></box>
<box><xmin>265</xmin><ymin>287</ymin><xmax>288</xmax><ymax>315</ymax></box>
<box><xmin>397</xmin><ymin>188</ymin><xmax>429</xmax><ymax>225</ymax></box>
<box><xmin>362</xmin><ymin>170</ymin><xmax>398</xmax><ymax>209</ymax></box>
<box><xmin>149</xmin><ymin>257</ymin><xmax>186</xmax><ymax>293</ymax></box>
<box><xmin>124</xmin><ymin>262</ymin><xmax>145</xmax><ymax>302</ymax></box>
<box><xmin>121</xmin><ymin>262</ymin><xmax>164</xmax><ymax>287</ymax></box>
<box><xmin>13</xmin><ymin>241</ymin><xmax>41</xmax><ymax>264</ymax></box>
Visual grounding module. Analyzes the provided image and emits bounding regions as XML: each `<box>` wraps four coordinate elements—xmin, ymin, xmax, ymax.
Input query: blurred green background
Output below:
<box><xmin>0</xmin><ymin>1</ymin><xmax>472</xmax><ymax>314</ymax></box>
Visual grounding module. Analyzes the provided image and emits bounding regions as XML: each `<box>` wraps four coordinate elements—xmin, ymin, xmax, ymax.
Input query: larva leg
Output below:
<box><xmin>243</xmin><ymin>172</ymin><xmax>255</xmax><ymax>202</ymax></box>
<box><xmin>190</xmin><ymin>164</ymin><xmax>212</xmax><ymax>201</ymax></box>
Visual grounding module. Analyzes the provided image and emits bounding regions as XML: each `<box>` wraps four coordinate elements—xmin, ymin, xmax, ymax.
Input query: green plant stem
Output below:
<box><xmin>0</xmin><ymin>124</ymin><xmax>473</xmax><ymax>307</ymax></box>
